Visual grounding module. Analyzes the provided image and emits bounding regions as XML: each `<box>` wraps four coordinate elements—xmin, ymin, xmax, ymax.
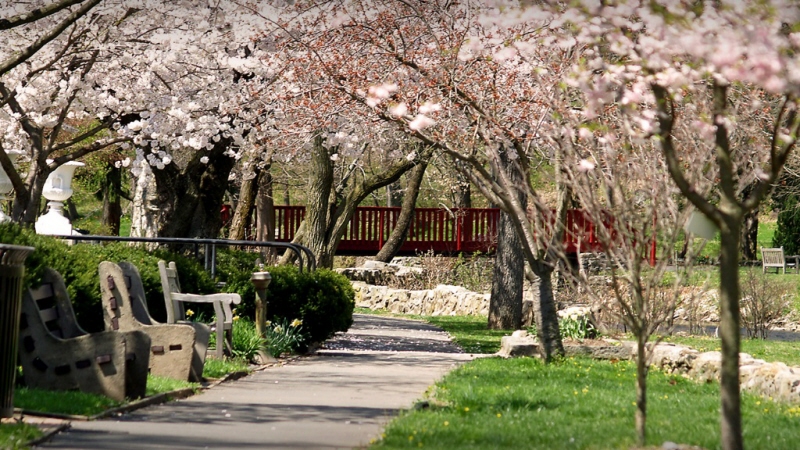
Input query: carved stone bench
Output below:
<box><xmin>18</xmin><ymin>268</ymin><xmax>150</xmax><ymax>401</ymax></box>
<box><xmin>99</xmin><ymin>261</ymin><xmax>199</xmax><ymax>381</ymax></box>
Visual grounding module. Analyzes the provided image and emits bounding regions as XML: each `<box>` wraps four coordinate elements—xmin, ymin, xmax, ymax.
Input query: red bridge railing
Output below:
<box><xmin>271</xmin><ymin>206</ymin><xmax>638</xmax><ymax>256</ymax></box>
<box><xmin>275</xmin><ymin>206</ymin><xmax>500</xmax><ymax>255</ymax></box>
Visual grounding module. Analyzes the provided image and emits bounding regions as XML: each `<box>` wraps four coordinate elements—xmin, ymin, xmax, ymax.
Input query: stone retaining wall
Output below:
<box><xmin>499</xmin><ymin>332</ymin><xmax>800</xmax><ymax>404</ymax></box>
<box><xmin>352</xmin><ymin>281</ymin><xmax>493</xmax><ymax>316</ymax></box>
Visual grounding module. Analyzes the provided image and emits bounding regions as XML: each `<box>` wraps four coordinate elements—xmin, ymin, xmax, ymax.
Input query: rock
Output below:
<box><xmin>689</xmin><ymin>352</ymin><xmax>722</xmax><ymax>383</ymax></box>
<box><xmin>648</xmin><ymin>343</ymin><xmax>698</xmax><ymax>374</ymax></box>
<box><xmin>498</xmin><ymin>334</ymin><xmax>540</xmax><ymax>358</ymax></box>
<box><xmin>362</xmin><ymin>260</ymin><xmax>388</xmax><ymax>270</ymax></box>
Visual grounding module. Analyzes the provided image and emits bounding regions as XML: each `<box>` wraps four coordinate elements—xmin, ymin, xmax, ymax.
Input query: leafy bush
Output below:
<box><xmin>773</xmin><ymin>195</ymin><xmax>800</xmax><ymax>255</ymax></box>
<box><xmin>265</xmin><ymin>265</ymin><xmax>354</xmax><ymax>345</ymax></box>
<box><xmin>213</xmin><ymin>248</ymin><xmax>261</xmax><ymax>317</ymax></box>
<box><xmin>1</xmin><ymin>224</ymin><xmax>353</xmax><ymax>345</ymax></box>
<box><xmin>559</xmin><ymin>315</ymin><xmax>598</xmax><ymax>340</ymax></box>
<box><xmin>229</xmin><ymin>317</ymin><xmax>266</xmax><ymax>361</ymax></box>
<box><xmin>527</xmin><ymin>314</ymin><xmax>598</xmax><ymax>341</ymax></box>
<box><xmin>0</xmin><ymin>223</ymin><xmax>215</xmax><ymax>331</ymax></box>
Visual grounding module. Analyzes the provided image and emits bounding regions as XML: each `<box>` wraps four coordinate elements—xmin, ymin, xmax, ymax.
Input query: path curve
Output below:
<box><xmin>40</xmin><ymin>314</ymin><xmax>473</xmax><ymax>450</ymax></box>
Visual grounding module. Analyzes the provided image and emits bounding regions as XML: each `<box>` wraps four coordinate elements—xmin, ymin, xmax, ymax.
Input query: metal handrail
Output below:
<box><xmin>51</xmin><ymin>235</ymin><xmax>316</xmax><ymax>274</ymax></box>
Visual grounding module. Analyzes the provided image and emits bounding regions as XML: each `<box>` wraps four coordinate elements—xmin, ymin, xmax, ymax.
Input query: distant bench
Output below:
<box><xmin>761</xmin><ymin>247</ymin><xmax>798</xmax><ymax>274</ymax></box>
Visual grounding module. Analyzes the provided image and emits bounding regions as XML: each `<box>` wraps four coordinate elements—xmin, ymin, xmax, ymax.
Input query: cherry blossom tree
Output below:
<box><xmin>500</xmin><ymin>1</ymin><xmax>800</xmax><ymax>447</ymax></box>
<box><xmin>1</xmin><ymin>1</ymin><xmax>280</xmax><ymax>237</ymax></box>
<box><xmin>251</xmin><ymin>0</ymin><xmax>577</xmax><ymax>359</ymax></box>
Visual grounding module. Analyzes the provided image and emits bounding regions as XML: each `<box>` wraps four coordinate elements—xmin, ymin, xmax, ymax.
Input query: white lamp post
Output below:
<box><xmin>0</xmin><ymin>150</ymin><xmax>23</xmax><ymax>223</ymax></box>
<box><xmin>35</xmin><ymin>160</ymin><xmax>84</xmax><ymax>235</ymax></box>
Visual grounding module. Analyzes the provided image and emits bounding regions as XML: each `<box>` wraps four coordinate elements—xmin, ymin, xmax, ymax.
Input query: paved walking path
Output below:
<box><xmin>39</xmin><ymin>314</ymin><xmax>474</xmax><ymax>449</ymax></box>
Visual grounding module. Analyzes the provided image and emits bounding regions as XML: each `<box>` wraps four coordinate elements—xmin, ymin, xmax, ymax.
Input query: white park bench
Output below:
<box><xmin>760</xmin><ymin>247</ymin><xmax>798</xmax><ymax>274</ymax></box>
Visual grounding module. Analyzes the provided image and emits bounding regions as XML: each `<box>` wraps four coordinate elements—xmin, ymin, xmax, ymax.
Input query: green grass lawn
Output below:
<box><xmin>0</xmin><ymin>422</ymin><xmax>42</xmax><ymax>450</ymax></box>
<box><xmin>372</xmin><ymin>357</ymin><xmax>800</xmax><ymax>449</ymax></box>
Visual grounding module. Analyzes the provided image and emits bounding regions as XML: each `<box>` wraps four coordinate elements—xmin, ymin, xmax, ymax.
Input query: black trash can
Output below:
<box><xmin>0</xmin><ymin>243</ymin><xmax>34</xmax><ymax>418</ymax></box>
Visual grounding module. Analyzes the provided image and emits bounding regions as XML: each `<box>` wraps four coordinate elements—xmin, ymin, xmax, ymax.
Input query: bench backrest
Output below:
<box><xmin>158</xmin><ymin>260</ymin><xmax>184</xmax><ymax>323</ymax></box>
<box><xmin>28</xmin><ymin>268</ymin><xmax>87</xmax><ymax>339</ymax></box>
<box><xmin>118</xmin><ymin>261</ymin><xmax>156</xmax><ymax>325</ymax></box>
<box><xmin>761</xmin><ymin>247</ymin><xmax>786</xmax><ymax>267</ymax></box>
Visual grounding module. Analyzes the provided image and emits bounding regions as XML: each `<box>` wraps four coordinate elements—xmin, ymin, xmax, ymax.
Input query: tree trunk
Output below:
<box><xmin>375</xmin><ymin>160</ymin><xmax>428</xmax><ymax>262</ymax></box>
<box><xmin>741</xmin><ymin>208</ymin><xmax>758</xmax><ymax>261</ymax></box>
<box><xmin>532</xmin><ymin>266</ymin><xmax>565</xmax><ymax>362</ymax></box>
<box><xmin>256</xmin><ymin>166</ymin><xmax>277</xmax><ymax>263</ymax></box>
<box><xmin>489</xmin><ymin>146</ymin><xmax>525</xmax><ymax>330</ymax></box>
<box><xmin>386</xmin><ymin>180</ymin><xmax>403</xmax><ymax>207</ymax></box>
<box><xmin>256</xmin><ymin>169</ymin><xmax>276</xmax><ymax>240</ymax></box>
<box><xmin>303</xmin><ymin>135</ymin><xmax>336</xmax><ymax>268</ymax></box>
<box><xmin>635</xmin><ymin>335</ymin><xmax>648</xmax><ymax>446</ymax></box>
<box><xmin>286</xmin><ymin>139</ymin><xmax>434</xmax><ymax>269</ymax></box>
<box><xmin>153</xmin><ymin>137</ymin><xmax>236</xmax><ymax>239</ymax></box>
<box><xmin>488</xmin><ymin>210</ymin><xmax>525</xmax><ymax>329</ymax></box>
<box><xmin>454</xmin><ymin>170</ymin><xmax>472</xmax><ymax>208</ymax></box>
<box><xmin>130</xmin><ymin>161</ymin><xmax>159</xmax><ymax>239</ymax></box>
<box><xmin>719</xmin><ymin>217</ymin><xmax>743</xmax><ymax>450</ymax></box>
<box><xmin>228</xmin><ymin>167</ymin><xmax>260</xmax><ymax>241</ymax></box>
<box><xmin>101</xmin><ymin>161</ymin><xmax>122</xmax><ymax>235</ymax></box>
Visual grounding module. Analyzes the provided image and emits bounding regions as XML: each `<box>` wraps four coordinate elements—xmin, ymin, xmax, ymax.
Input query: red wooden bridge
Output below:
<box><xmin>271</xmin><ymin>206</ymin><xmax>610</xmax><ymax>256</ymax></box>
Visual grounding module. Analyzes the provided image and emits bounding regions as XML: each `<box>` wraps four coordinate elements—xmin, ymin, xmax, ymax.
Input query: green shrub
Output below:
<box><xmin>229</xmin><ymin>317</ymin><xmax>266</xmax><ymax>361</ymax></box>
<box><xmin>773</xmin><ymin>195</ymin><xmax>800</xmax><ymax>255</ymax></box>
<box><xmin>265</xmin><ymin>265</ymin><xmax>354</xmax><ymax>345</ymax></box>
<box><xmin>1</xmin><ymin>224</ymin><xmax>353</xmax><ymax>344</ymax></box>
<box><xmin>0</xmin><ymin>223</ymin><xmax>215</xmax><ymax>331</ymax></box>
<box><xmin>213</xmin><ymin>248</ymin><xmax>260</xmax><ymax>317</ymax></box>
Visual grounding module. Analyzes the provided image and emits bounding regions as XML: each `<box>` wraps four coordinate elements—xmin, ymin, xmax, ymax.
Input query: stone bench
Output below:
<box><xmin>99</xmin><ymin>261</ymin><xmax>200</xmax><ymax>381</ymax></box>
<box><xmin>18</xmin><ymin>268</ymin><xmax>150</xmax><ymax>401</ymax></box>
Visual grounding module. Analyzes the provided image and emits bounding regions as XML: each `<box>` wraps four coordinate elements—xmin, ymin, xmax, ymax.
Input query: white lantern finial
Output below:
<box><xmin>35</xmin><ymin>160</ymin><xmax>84</xmax><ymax>235</ymax></box>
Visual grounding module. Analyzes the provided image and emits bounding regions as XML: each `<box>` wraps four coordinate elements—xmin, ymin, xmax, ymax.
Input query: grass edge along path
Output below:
<box><xmin>0</xmin><ymin>422</ymin><xmax>42</xmax><ymax>450</ymax></box>
<box><xmin>0</xmin><ymin>357</ymin><xmax>251</xmax><ymax>449</ymax></box>
<box><xmin>372</xmin><ymin>356</ymin><xmax>800</xmax><ymax>449</ymax></box>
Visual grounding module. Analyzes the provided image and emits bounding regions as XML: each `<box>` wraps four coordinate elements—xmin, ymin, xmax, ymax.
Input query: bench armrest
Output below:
<box><xmin>170</xmin><ymin>293</ymin><xmax>241</xmax><ymax>305</ymax></box>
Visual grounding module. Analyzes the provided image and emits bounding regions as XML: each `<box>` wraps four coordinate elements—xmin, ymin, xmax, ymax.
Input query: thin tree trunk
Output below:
<box><xmin>635</xmin><ymin>336</ymin><xmax>648</xmax><ymax>446</ymax></box>
<box><xmin>454</xmin><ymin>170</ymin><xmax>472</xmax><ymax>208</ymax></box>
<box><xmin>719</xmin><ymin>217</ymin><xmax>743</xmax><ymax>450</ymax></box>
<box><xmin>228</xmin><ymin>168</ymin><xmax>260</xmax><ymax>241</ymax></box>
<box><xmin>741</xmin><ymin>209</ymin><xmax>758</xmax><ymax>261</ymax></box>
<box><xmin>101</xmin><ymin>161</ymin><xmax>122</xmax><ymax>235</ymax></box>
<box><xmin>130</xmin><ymin>161</ymin><xmax>159</xmax><ymax>239</ymax></box>
<box><xmin>534</xmin><ymin>267</ymin><xmax>564</xmax><ymax>362</ymax></box>
<box><xmin>256</xmin><ymin>168</ymin><xmax>276</xmax><ymax>263</ymax></box>
<box><xmin>375</xmin><ymin>160</ymin><xmax>428</xmax><ymax>262</ymax></box>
